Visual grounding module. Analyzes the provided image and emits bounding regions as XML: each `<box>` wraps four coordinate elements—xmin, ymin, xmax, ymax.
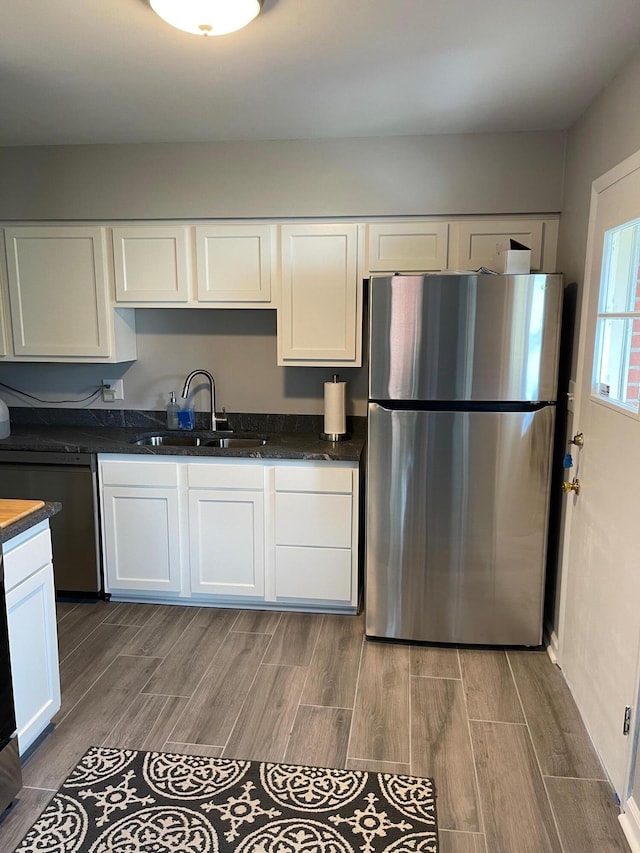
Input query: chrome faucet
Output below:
<box><xmin>181</xmin><ymin>369</ymin><xmax>219</xmax><ymax>431</ymax></box>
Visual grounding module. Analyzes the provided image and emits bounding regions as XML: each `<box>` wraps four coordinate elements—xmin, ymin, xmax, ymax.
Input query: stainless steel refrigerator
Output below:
<box><xmin>365</xmin><ymin>273</ymin><xmax>563</xmax><ymax>646</ymax></box>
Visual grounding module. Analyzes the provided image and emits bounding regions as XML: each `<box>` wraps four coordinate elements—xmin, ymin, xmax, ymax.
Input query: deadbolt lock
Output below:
<box><xmin>562</xmin><ymin>477</ymin><xmax>581</xmax><ymax>495</ymax></box>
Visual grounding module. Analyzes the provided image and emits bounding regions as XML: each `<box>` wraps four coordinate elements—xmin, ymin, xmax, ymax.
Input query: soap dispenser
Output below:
<box><xmin>166</xmin><ymin>392</ymin><xmax>180</xmax><ymax>430</ymax></box>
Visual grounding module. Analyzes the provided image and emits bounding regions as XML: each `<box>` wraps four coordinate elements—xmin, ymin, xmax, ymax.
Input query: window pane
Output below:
<box><xmin>599</xmin><ymin>220</ymin><xmax>640</xmax><ymax>313</ymax></box>
<box><xmin>593</xmin><ymin>316</ymin><xmax>640</xmax><ymax>412</ymax></box>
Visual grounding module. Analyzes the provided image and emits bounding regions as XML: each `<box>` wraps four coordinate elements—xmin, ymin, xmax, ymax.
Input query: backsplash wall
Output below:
<box><xmin>0</xmin><ymin>308</ymin><xmax>369</xmax><ymax>417</ymax></box>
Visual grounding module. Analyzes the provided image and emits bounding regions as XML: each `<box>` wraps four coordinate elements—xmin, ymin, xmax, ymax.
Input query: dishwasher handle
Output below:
<box><xmin>0</xmin><ymin>450</ymin><xmax>96</xmax><ymax>469</ymax></box>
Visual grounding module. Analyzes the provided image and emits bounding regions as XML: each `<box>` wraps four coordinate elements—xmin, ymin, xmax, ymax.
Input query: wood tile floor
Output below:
<box><xmin>0</xmin><ymin>601</ymin><xmax>630</xmax><ymax>853</ymax></box>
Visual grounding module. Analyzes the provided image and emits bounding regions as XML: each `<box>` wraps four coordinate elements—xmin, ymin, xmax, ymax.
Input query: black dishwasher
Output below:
<box><xmin>0</xmin><ymin>451</ymin><xmax>103</xmax><ymax>596</ymax></box>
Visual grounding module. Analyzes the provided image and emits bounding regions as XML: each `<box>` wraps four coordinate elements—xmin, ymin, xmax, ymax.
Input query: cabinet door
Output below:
<box><xmin>195</xmin><ymin>225</ymin><xmax>272</xmax><ymax>303</ymax></box>
<box><xmin>189</xmin><ymin>489</ymin><xmax>264</xmax><ymax>597</ymax></box>
<box><xmin>6</xmin><ymin>563</ymin><xmax>61</xmax><ymax>755</ymax></box>
<box><xmin>113</xmin><ymin>226</ymin><xmax>191</xmax><ymax>303</ymax></box>
<box><xmin>102</xmin><ymin>485</ymin><xmax>182</xmax><ymax>593</ymax></box>
<box><xmin>367</xmin><ymin>222</ymin><xmax>448</xmax><ymax>271</ymax></box>
<box><xmin>4</xmin><ymin>226</ymin><xmax>112</xmax><ymax>357</ymax></box>
<box><xmin>0</xmin><ymin>236</ymin><xmax>10</xmax><ymax>357</ymax></box>
<box><xmin>278</xmin><ymin>224</ymin><xmax>361</xmax><ymax>365</ymax></box>
<box><xmin>448</xmin><ymin>220</ymin><xmax>545</xmax><ymax>271</ymax></box>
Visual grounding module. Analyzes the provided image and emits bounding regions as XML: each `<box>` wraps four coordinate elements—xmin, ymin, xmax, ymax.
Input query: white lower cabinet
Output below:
<box><xmin>273</xmin><ymin>464</ymin><xmax>358</xmax><ymax>607</ymax></box>
<box><xmin>100</xmin><ymin>460</ymin><xmax>183</xmax><ymax>594</ymax></box>
<box><xmin>102</xmin><ymin>486</ymin><xmax>183</xmax><ymax>594</ymax></box>
<box><xmin>187</xmin><ymin>462</ymin><xmax>266</xmax><ymax>598</ymax></box>
<box><xmin>4</xmin><ymin>522</ymin><xmax>61</xmax><ymax>755</ymax></box>
<box><xmin>98</xmin><ymin>455</ymin><xmax>359</xmax><ymax>612</ymax></box>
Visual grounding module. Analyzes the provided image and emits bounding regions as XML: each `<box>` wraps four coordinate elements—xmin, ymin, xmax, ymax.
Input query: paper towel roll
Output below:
<box><xmin>324</xmin><ymin>379</ymin><xmax>346</xmax><ymax>435</ymax></box>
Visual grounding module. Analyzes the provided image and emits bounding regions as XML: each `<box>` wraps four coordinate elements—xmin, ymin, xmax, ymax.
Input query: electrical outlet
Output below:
<box><xmin>102</xmin><ymin>379</ymin><xmax>124</xmax><ymax>402</ymax></box>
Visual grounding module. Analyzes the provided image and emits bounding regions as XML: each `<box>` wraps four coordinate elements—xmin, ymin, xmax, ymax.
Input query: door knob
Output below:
<box><xmin>569</xmin><ymin>432</ymin><xmax>584</xmax><ymax>448</ymax></box>
<box><xmin>562</xmin><ymin>477</ymin><xmax>581</xmax><ymax>495</ymax></box>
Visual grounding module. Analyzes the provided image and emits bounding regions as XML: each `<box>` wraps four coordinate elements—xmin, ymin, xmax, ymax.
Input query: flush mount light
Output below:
<box><xmin>150</xmin><ymin>0</ymin><xmax>263</xmax><ymax>37</ymax></box>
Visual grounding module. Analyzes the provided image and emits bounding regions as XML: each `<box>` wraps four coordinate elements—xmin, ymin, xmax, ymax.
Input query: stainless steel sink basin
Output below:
<box><xmin>203</xmin><ymin>437</ymin><xmax>267</xmax><ymax>448</ymax></box>
<box><xmin>133</xmin><ymin>435</ymin><xmax>203</xmax><ymax>446</ymax></box>
<box><xmin>131</xmin><ymin>433</ymin><xmax>267</xmax><ymax>448</ymax></box>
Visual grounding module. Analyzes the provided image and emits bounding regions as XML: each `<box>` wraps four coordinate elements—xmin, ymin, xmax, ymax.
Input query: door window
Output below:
<box><xmin>592</xmin><ymin>218</ymin><xmax>640</xmax><ymax>414</ymax></box>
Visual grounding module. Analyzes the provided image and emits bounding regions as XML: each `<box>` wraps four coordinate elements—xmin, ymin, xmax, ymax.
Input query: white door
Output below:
<box><xmin>558</xmin><ymin>150</ymin><xmax>640</xmax><ymax>800</ymax></box>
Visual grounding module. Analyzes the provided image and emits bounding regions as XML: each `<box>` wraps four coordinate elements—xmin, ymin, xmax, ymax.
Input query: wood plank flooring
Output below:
<box><xmin>0</xmin><ymin>603</ymin><xmax>630</xmax><ymax>853</ymax></box>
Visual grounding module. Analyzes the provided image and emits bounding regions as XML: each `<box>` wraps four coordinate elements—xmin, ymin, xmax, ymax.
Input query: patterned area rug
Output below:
<box><xmin>14</xmin><ymin>746</ymin><xmax>438</xmax><ymax>852</ymax></box>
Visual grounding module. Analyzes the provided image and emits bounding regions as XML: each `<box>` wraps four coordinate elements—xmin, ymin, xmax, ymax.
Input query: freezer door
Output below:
<box><xmin>369</xmin><ymin>274</ymin><xmax>563</xmax><ymax>402</ymax></box>
<box><xmin>365</xmin><ymin>403</ymin><xmax>555</xmax><ymax>644</ymax></box>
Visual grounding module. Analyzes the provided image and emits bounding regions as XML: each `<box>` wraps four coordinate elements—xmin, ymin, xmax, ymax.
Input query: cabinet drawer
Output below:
<box><xmin>4</xmin><ymin>529</ymin><xmax>53</xmax><ymax>592</ymax></box>
<box><xmin>187</xmin><ymin>463</ymin><xmax>264</xmax><ymax>490</ymax></box>
<box><xmin>275</xmin><ymin>546</ymin><xmax>352</xmax><ymax>601</ymax></box>
<box><xmin>100</xmin><ymin>460</ymin><xmax>179</xmax><ymax>488</ymax></box>
<box><xmin>275</xmin><ymin>493</ymin><xmax>352</xmax><ymax>547</ymax></box>
<box><xmin>274</xmin><ymin>466</ymin><xmax>353</xmax><ymax>494</ymax></box>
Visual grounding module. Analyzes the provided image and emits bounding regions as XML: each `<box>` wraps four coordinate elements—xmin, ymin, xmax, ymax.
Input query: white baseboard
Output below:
<box><xmin>620</xmin><ymin>796</ymin><xmax>640</xmax><ymax>853</ymax></box>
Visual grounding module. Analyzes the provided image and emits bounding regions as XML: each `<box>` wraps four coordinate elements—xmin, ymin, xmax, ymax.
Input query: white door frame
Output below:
<box><xmin>554</xmin><ymin>147</ymin><xmax>640</xmax><ymax>850</ymax></box>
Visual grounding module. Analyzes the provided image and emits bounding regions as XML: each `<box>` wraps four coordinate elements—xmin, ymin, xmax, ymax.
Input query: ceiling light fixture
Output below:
<box><xmin>150</xmin><ymin>0</ymin><xmax>263</xmax><ymax>37</ymax></box>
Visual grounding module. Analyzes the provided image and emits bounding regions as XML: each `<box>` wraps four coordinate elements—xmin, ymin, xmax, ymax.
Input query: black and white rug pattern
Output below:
<box><xmin>14</xmin><ymin>746</ymin><xmax>438</xmax><ymax>852</ymax></box>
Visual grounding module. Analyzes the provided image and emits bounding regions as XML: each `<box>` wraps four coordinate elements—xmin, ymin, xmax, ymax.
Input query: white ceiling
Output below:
<box><xmin>2</xmin><ymin>0</ymin><xmax>640</xmax><ymax>147</ymax></box>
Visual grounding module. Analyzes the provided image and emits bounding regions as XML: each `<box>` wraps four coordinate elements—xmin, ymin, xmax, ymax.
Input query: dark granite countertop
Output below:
<box><xmin>0</xmin><ymin>501</ymin><xmax>62</xmax><ymax>544</ymax></box>
<box><xmin>0</xmin><ymin>423</ymin><xmax>365</xmax><ymax>463</ymax></box>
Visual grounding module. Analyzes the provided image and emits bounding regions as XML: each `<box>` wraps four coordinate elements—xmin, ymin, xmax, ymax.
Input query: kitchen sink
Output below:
<box><xmin>131</xmin><ymin>433</ymin><xmax>267</xmax><ymax>448</ymax></box>
<box><xmin>204</xmin><ymin>437</ymin><xmax>267</xmax><ymax>448</ymax></box>
<box><xmin>133</xmin><ymin>435</ymin><xmax>201</xmax><ymax>446</ymax></box>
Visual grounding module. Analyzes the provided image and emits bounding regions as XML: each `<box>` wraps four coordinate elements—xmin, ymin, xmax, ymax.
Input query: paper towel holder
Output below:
<box><xmin>320</xmin><ymin>373</ymin><xmax>351</xmax><ymax>442</ymax></box>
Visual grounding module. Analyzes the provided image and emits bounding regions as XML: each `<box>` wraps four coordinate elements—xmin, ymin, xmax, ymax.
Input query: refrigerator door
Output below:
<box><xmin>366</xmin><ymin>402</ymin><xmax>555</xmax><ymax>645</ymax></box>
<box><xmin>369</xmin><ymin>274</ymin><xmax>563</xmax><ymax>403</ymax></box>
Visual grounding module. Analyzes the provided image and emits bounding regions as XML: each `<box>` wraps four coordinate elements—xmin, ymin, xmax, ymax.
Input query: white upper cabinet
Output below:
<box><xmin>278</xmin><ymin>223</ymin><xmax>362</xmax><ymax>366</ymax></box>
<box><xmin>3</xmin><ymin>226</ymin><xmax>136</xmax><ymax>362</ymax></box>
<box><xmin>366</xmin><ymin>222</ymin><xmax>449</xmax><ymax>272</ymax></box>
<box><xmin>110</xmin><ymin>223</ymin><xmax>274</xmax><ymax>306</ymax></box>
<box><xmin>113</xmin><ymin>225</ymin><xmax>191</xmax><ymax>303</ymax></box>
<box><xmin>195</xmin><ymin>224</ymin><xmax>273</xmax><ymax>303</ymax></box>
<box><xmin>448</xmin><ymin>219</ymin><xmax>558</xmax><ymax>272</ymax></box>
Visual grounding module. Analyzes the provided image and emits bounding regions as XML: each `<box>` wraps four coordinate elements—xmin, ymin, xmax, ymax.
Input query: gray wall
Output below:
<box><xmin>0</xmin><ymin>130</ymin><xmax>565</xmax><ymax>416</ymax></box>
<box><xmin>557</xmin><ymin>47</ymin><xmax>640</xmax><ymax>289</ymax></box>
<box><xmin>0</xmin><ymin>132</ymin><xmax>565</xmax><ymax>221</ymax></box>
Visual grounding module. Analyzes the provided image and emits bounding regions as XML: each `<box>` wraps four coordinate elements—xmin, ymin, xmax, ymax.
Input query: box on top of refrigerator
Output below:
<box><xmin>493</xmin><ymin>238</ymin><xmax>532</xmax><ymax>274</ymax></box>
